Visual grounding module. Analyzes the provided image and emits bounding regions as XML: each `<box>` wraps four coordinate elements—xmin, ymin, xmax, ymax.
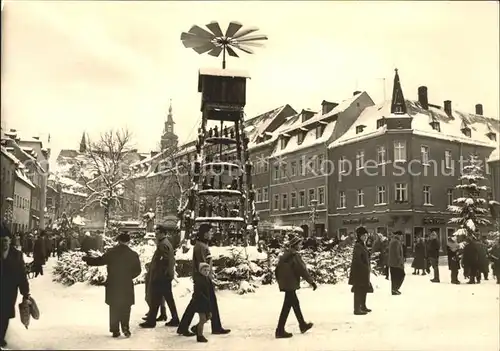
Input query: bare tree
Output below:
<box><xmin>79</xmin><ymin>129</ymin><xmax>136</xmax><ymax>233</ymax></box>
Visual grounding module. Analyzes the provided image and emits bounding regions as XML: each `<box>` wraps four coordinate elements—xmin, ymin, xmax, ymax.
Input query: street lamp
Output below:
<box><xmin>309</xmin><ymin>199</ymin><xmax>318</xmax><ymax>237</ymax></box>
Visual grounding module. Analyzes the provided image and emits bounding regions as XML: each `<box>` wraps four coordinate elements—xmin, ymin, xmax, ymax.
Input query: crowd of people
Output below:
<box><xmin>1</xmin><ymin>219</ymin><xmax>499</xmax><ymax>348</ymax></box>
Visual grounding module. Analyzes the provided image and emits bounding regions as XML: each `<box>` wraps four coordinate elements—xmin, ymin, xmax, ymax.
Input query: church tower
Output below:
<box><xmin>160</xmin><ymin>100</ymin><xmax>179</xmax><ymax>150</ymax></box>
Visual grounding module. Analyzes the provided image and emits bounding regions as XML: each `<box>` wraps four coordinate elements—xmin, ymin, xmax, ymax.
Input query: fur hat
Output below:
<box><xmin>197</xmin><ymin>223</ymin><xmax>212</xmax><ymax>238</ymax></box>
<box><xmin>355</xmin><ymin>226</ymin><xmax>368</xmax><ymax>240</ymax></box>
<box><xmin>116</xmin><ymin>233</ymin><xmax>131</xmax><ymax>243</ymax></box>
<box><xmin>156</xmin><ymin>223</ymin><xmax>176</xmax><ymax>234</ymax></box>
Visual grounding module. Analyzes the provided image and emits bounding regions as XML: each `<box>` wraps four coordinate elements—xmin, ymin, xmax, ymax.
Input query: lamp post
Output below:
<box><xmin>309</xmin><ymin>199</ymin><xmax>318</xmax><ymax>237</ymax></box>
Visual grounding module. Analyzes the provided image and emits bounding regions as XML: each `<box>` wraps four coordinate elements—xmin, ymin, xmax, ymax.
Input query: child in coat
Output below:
<box><xmin>143</xmin><ymin>262</ymin><xmax>167</xmax><ymax>321</ymax></box>
<box><xmin>192</xmin><ymin>262</ymin><xmax>212</xmax><ymax>343</ymax></box>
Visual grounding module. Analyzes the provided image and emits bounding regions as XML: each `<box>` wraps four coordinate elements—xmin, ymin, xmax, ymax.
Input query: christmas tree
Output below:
<box><xmin>448</xmin><ymin>154</ymin><xmax>494</xmax><ymax>238</ymax></box>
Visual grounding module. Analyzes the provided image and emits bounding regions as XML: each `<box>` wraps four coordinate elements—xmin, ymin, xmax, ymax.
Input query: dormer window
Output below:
<box><xmin>280</xmin><ymin>137</ymin><xmax>289</xmax><ymax>149</ymax></box>
<box><xmin>316</xmin><ymin>125</ymin><xmax>325</xmax><ymax>139</ymax></box>
<box><xmin>356</xmin><ymin>125</ymin><xmax>366</xmax><ymax>134</ymax></box>
<box><xmin>394</xmin><ymin>105</ymin><xmax>404</xmax><ymax>114</ymax></box>
<box><xmin>301</xmin><ymin>109</ymin><xmax>315</xmax><ymax>123</ymax></box>
<box><xmin>461</xmin><ymin>127</ymin><xmax>471</xmax><ymax>137</ymax></box>
<box><xmin>297</xmin><ymin>132</ymin><xmax>305</xmax><ymax>145</ymax></box>
<box><xmin>430</xmin><ymin>121</ymin><xmax>441</xmax><ymax>132</ymax></box>
<box><xmin>376</xmin><ymin>118</ymin><xmax>385</xmax><ymax>129</ymax></box>
<box><xmin>486</xmin><ymin>132</ymin><xmax>497</xmax><ymax>141</ymax></box>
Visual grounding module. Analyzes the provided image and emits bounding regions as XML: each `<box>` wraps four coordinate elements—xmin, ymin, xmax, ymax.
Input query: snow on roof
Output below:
<box><xmin>15</xmin><ymin>170</ymin><xmax>35</xmax><ymax>188</ymax></box>
<box><xmin>245</xmin><ymin>105</ymin><xmax>290</xmax><ymax>145</ymax></box>
<box><xmin>62</xmin><ymin>189</ymin><xmax>87</xmax><ymax>197</ymax></box>
<box><xmin>329</xmin><ymin>99</ymin><xmax>500</xmax><ymax>149</ymax></box>
<box><xmin>199</xmin><ymin>67</ymin><xmax>250</xmax><ymax>79</ymax></box>
<box><xmin>488</xmin><ymin>148</ymin><xmax>500</xmax><ymax>162</ymax></box>
<box><xmin>1</xmin><ymin>146</ymin><xmax>21</xmax><ymax>165</ymax></box>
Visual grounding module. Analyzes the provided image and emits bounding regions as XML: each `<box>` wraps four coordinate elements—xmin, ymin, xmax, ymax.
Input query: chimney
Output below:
<box><xmin>417</xmin><ymin>86</ymin><xmax>428</xmax><ymax>110</ymax></box>
<box><xmin>443</xmin><ymin>100</ymin><xmax>452</xmax><ymax>116</ymax></box>
<box><xmin>353</xmin><ymin>91</ymin><xmax>361</xmax><ymax>96</ymax></box>
<box><xmin>321</xmin><ymin>100</ymin><xmax>338</xmax><ymax>115</ymax></box>
<box><xmin>475</xmin><ymin>104</ymin><xmax>483</xmax><ymax>115</ymax></box>
<box><xmin>32</xmin><ymin>136</ymin><xmax>40</xmax><ymax>140</ymax></box>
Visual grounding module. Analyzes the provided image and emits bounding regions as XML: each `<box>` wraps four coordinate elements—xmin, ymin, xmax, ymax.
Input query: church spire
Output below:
<box><xmin>79</xmin><ymin>132</ymin><xmax>87</xmax><ymax>153</ymax></box>
<box><xmin>390</xmin><ymin>68</ymin><xmax>407</xmax><ymax>115</ymax></box>
<box><xmin>161</xmin><ymin>100</ymin><xmax>178</xmax><ymax>150</ymax></box>
<box><xmin>167</xmin><ymin>99</ymin><xmax>174</xmax><ymax>124</ymax></box>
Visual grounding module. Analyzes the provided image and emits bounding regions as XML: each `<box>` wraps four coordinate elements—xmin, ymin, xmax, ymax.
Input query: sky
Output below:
<box><xmin>1</xmin><ymin>1</ymin><xmax>499</xmax><ymax>159</ymax></box>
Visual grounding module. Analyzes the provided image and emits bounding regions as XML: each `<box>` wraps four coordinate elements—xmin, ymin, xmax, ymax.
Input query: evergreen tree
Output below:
<box><xmin>448</xmin><ymin>154</ymin><xmax>493</xmax><ymax>238</ymax></box>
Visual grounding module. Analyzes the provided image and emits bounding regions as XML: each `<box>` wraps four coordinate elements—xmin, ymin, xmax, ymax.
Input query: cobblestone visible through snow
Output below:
<box><xmin>5</xmin><ymin>258</ymin><xmax>499</xmax><ymax>350</ymax></box>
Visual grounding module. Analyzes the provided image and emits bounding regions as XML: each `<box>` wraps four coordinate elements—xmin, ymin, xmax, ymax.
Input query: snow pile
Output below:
<box><xmin>175</xmin><ymin>245</ymin><xmax>266</xmax><ymax>261</ymax></box>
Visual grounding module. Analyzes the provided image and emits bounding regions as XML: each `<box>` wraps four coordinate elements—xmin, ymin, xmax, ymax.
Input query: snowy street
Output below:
<box><xmin>5</xmin><ymin>258</ymin><xmax>499</xmax><ymax>351</ymax></box>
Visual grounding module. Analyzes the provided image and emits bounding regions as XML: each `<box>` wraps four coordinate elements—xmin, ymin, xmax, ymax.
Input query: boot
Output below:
<box><xmin>299</xmin><ymin>322</ymin><xmax>313</xmax><ymax>334</ymax></box>
<box><xmin>353</xmin><ymin>292</ymin><xmax>367</xmax><ymax>315</ymax></box>
<box><xmin>165</xmin><ymin>318</ymin><xmax>180</xmax><ymax>327</ymax></box>
<box><xmin>196</xmin><ymin>324</ymin><xmax>208</xmax><ymax>343</ymax></box>
<box><xmin>139</xmin><ymin>322</ymin><xmax>156</xmax><ymax>328</ymax></box>
<box><xmin>360</xmin><ymin>293</ymin><xmax>371</xmax><ymax>312</ymax></box>
<box><xmin>156</xmin><ymin>315</ymin><xmax>167</xmax><ymax>322</ymax></box>
<box><xmin>275</xmin><ymin>329</ymin><xmax>293</xmax><ymax>339</ymax></box>
<box><xmin>111</xmin><ymin>332</ymin><xmax>120</xmax><ymax>338</ymax></box>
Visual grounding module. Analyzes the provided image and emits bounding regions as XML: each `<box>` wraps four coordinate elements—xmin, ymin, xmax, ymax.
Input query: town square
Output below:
<box><xmin>1</xmin><ymin>1</ymin><xmax>499</xmax><ymax>350</ymax></box>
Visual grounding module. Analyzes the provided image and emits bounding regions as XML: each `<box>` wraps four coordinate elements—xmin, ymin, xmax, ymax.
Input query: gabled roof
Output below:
<box><xmin>329</xmin><ymin>99</ymin><xmax>500</xmax><ymax>149</ymax></box>
<box><xmin>245</xmin><ymin>104</ymin><xmax>296</xmax><ymax>147</ymax></box>
<box><xmin>15</xmin><ymin>170</ymin><xmax>35</xmax><ymax>189</ymax></box>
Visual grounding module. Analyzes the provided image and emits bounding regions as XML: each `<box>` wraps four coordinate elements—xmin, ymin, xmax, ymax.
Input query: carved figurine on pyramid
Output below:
<box><xmin>143</xmin><ymin>208</ymin><xmax>156</xmax><ymax>232</ymax></box>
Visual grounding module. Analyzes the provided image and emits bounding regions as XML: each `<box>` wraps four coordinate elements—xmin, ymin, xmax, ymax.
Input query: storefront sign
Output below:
<box><xmin>342</xmin><ymin>216</ymin><xmax>379</xmax><ymax>225</ymax></box>
<box><xmin>422</xmin><ymin>217</ymin><xmax>446</xmax><ymax>225</ymax></box>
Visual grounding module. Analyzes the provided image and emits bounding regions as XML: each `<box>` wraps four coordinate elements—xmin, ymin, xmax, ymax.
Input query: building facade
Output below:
<box><xmin>1</xmin><ymin>147</ymin><xmax>17</xmax><ymax>227</ymax></box>
<box><xmin>488</xmin><ymin>149</ymin><xmax>500</xmax><ymax>207</ymax></box>
<box><xmin>13</xmin><ymin>172</ymin><xmax>34</xmax><ymax>232</ymax></box>
<box><xmin>327</xmin><ymin>70</ymin><xmax>499</xmax><ymax>249</ymax></box>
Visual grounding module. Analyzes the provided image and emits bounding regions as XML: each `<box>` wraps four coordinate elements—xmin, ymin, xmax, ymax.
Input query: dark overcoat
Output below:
<box><xmin>477</xmin><ymin>242</ymin><xmax>489</xmax><ymax>272</ymax></box>
<box><xmin>85</xmin><ymin>244</ymin><xmax>141</xmax><ymax>306</ymax></box>
<box><xmin>275</xmin><ymin>249</ymin><xmax>314</xmax><ymax>292</ymax></box>
<box><xmin>412</xmin><ymin>241</ymin><xmax>427</xmax><ymax>269</ymax></box>
<box><xmin>33</xmin><ymin>237</ymin><xmax>46</xmax><ymax>266</ymax></box>
<box><xmin>348</xmin><ymin>240</ymin><xmax>371</xmax><ymax>293</ymax></box>
<box><xmin>0</xmin><ymin>248</ymin><xmax>30</xmax><ymax>318</ymax></box>
<box><xmin>462</xmin><ymin>240</ymin><xmax>480</xmax><ymax>271</ymax></box>
<box><xmin>447</xmin><ymin>246</ymin><xmax>461</xmax><ymax>271</ymax></box>
<box><xmin>192</xmin><ymin>274</ymin><xmax>211</xmax><ymax>313</ymax></box>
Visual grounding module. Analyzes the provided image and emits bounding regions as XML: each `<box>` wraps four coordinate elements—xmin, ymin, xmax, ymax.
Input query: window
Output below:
<box><xmin>318</xmin><ymin>186</ymin><xmax>325</xmax><ymax>205</ymax></box>
<box><xmin>263</xmin><ymin>159</ymin><xmax>269</xmax><ymax>172</ymax></box>
<box><xmin>421</xmin><ymin>145</ymin><xmax>430</xmax><ymax>165</ymax></box>
<box><xmin>447</xmin><ymin>189</ymin><xmax>454</xmax><ymax>206</ymax></box>
<box><xmin>290</xmin><ymin>192</ymin><xmax>297</xmax><ymax>208</ymax></box>
<box><xmin>462</xmin><ymin>127</ymin><xmax>471</xmax><ymax>137</ymax></box>
<box><xmin>297</xmin><ymin>132</ymin><xmax>305</xmax><ymax>145</ymax></box>
<box><xmin>356</xmin><ymin>126</ymin><xmax>364</xmax><ymax>134</ymax></box>
<box><xmin>338</xmin><ymin>191</ymin><xmax>346</xmax><ymax>208</ymax></box>
<box><xmin>262</xmin><ymin>187</ymin><xmax>269</xmax><ymax>202</ymax></box>
<box><xmin>280</xmin><ymin>138</ymin><xmax>288</xmax><ymax>149</ymax></box>
<box><xmin>376</xmin><ymin>185</ymin><xmax>386</xmax><ymax>204</ymax></box>
<box><xmin>316</xmin><ymin>125</ymin><xmax>324</xmax><ymax>138</ymax></box>
<box><xmin>281</xmin><ymin>194</ymin><xmax>288</xmax><ymax>210</ymax></box>
<box><xmin>299</xmin><ymin>159</ymin><xmax>304</xmax><ymax>175</ymax></box>
<box><xmin>273</xmin><ymin>165</ymin><xmax>280</xmax><ymax>180</ymax></box>
<box><xmin>356</xmin><ymin>189</ymin><xmax>364</xmax><ymax>207</ymax></box>
<box><xmin>395</xmin><ymin>183</ymin><xmax>408</xmax><ymax>202</ymax></box>
<box><xmin>445</xmin><ymin>150</ymin><xmax>452</xmax><ymax>169</ymax></box>
<box><xmin>299</xmin><ymin>190</ymin><xmax>306</xmax><ymax>207</ymax></box>
<box><xmin>281</xmin><ymin>164</ymin><xmax>287</xmax><ymax>179</ymax></box>
<box><xmin>485</xmin><ymin>161</ymin><xmax>490</xmax><ymax>175</ymax></box>
<box><xmin>394</xmin><ymin>141</ymin><xmax>407</xmax><ymax>162</ymax></box>
<box><xmin>291</xmin><ymin>161</ymin><xmax>297</xmax><ymax>176</ymax></box>
<box><xmin>423</xmin><ymin>186</ymin><xmax>432</xmax><ymax>205</ymax></box>
<box><xmin>394</xmin><ymin>105</ymin><xmax>403</xmax><ymax>113</ymax></box>
<box><xmin>317</xmin><ymin>154</ymin><xmax>325</xmax><ymax>172</ymax></box>
<box><xmin>273</xmin><ymin>194</ymin><xmax>280</xmax><ymax>211</ymax></box>
<box><xmin>340</xmin><ymin>156</ymin><xmax>347</xmax><ymax>173</ymax></box>
<box><xmin>338</xmin><ymin>228</ymin><xmax>348</xmax><ymax>238</ymax></box>
<box><xmin>308</xmin><ymin>188</ymin><xmax>316</xmax><ymax>203</ymax></box>
<box><xmin>356</xmin><ymin>150</ymin><xmax>365</xmax><ymax>169</ymax></box>
<box><xmin>256</xmin><ymin>188</ymin><xmax>262</xmax><ymax>203</ymax></box>
<box><xmin>430</xmin><ymin>121</ymin><xmax>441</xmax><ymax>132</ymax></box>
<box><xmin>377</xmin><ymin>146</ymin><xmax>386</xmax><ymax>165</ymax></box>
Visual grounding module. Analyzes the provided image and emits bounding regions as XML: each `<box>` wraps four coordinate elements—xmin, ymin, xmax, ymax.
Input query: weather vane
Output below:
<box><xmin>180</xmin><ymin>21</ymin><xmax>268</xmax><ymax>69</ymax></box>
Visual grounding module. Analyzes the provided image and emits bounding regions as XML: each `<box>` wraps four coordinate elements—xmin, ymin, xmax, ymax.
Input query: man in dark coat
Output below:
<box><xmin>348</xmin><ymin>226</ymin><xmax>372</xmax><ymax>316</ymax></box>
<box><xmin>462</xmin><ymin>236</ymin><xmax>481</xmax><ymax>284</ymax></box>
<box><xmin>140</xmin><ymin>224</ymin><xmax>179</xmax><ymax>328</ymax></box>
<box><xmin>274</xmin><ymin>235</ymin><xmax>316</xmax><ymax>338</ymax></box>
<box><xmin>488</xmin><ymin>237</ymin><xmax>500</xmax><ymax>284</ymax></box>
<box><xmin>388</xmin><ymin>231</ymin><xmax>405</xmax><ymax>295</ymax></box>
<box><xmin>177</xmin><ymin>223</ymin><xmax>231</xmax><ymax>337</ymax></box>
<box><xmin>427</xmin><ymin>231</ymin><xmax>441</xmax><ymax>283</ymax></box>
<box><xmin>82</xmin><ymin>233</ymin><xmax>141</xmax><ymax>338</ymax></box>
<box><xmin>33</xmin><ymin>232</ymin><xmax>46</xmax><ymax>277</ymax></box>
<box><xmin>80</xmin><ymin>232</ymin><xmax>94</xmax><ymax>254</ymax></box>
<box><xmin>0</xmin><ymin>222</ymin><xmax>30</xmax><ymax>348</ymax></box>
<box><xmin>478</xmin><ymin>237</ymin><xmax>490</xmax><ymax>280</ymax></box>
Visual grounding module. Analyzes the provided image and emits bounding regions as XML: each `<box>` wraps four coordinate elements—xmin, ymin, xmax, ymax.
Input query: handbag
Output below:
<box><xmin>28</xmin><ymin>296</ymin><xmax>40</xmax><ymax>320</ymax></box>
<box><xmin>18</xmin><ymin>300</ymin><xmax>31</xmax><ymax>329</ymax></box>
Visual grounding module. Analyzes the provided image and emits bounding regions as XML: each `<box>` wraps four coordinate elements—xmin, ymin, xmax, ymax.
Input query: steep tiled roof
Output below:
<box><xmin>329</xmin><ymin>99</ymin><xmax>500</xmax><ymax>149</ymax></box>
<box><xmin>244</xmin><ymin>105</ymin><xmax>292</xmax><ymax>144</ymax></box>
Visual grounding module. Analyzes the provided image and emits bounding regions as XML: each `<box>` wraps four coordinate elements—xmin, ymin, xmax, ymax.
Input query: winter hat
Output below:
<box><xmin>156</xmin><ymin>223</ymin><xmax>177</xmax><ymax>234</ymax></box>
<box><xmin>288</xmin><ymin>235</ymin><xmax>303</xmax><ymax>248</ymax></box>
<box><xmin>197</xmin><ymin>223</ymin><xmax>212</xmax><ymax>238</ymax></box>
<box><xmin>355</xmin><ymin>226</ymin><xmax>368</xmax><ymax>240</ymax></box>
<box><xmin>199</xmin><ymin>262</ymin><xmax>210</xmax><ymax>271</ymax></box>
<box><xmin>116</xmin><ymin>233</ymin><xmax>131</xmax><ymax>243</ymax></box>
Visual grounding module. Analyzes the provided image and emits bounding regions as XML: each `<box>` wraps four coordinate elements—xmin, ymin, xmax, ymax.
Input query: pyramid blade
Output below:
<box><xmin>225</xmin><ymin>21</ymin><xmax>243</xmax><ymax>38</ymax></box>
<box><xmin>206</xmin><ymin>21</ymin><xmax>224</xmax><ymax>37</ymax></box>
<box><xmin>237</xmin><ymin>41</ymin><xmax>264</xmax><ymax>47</ymax></box>
<box><xmin>226</xmin><ymin>46</ymin><xmax>239</xmax><ymax>57</ymax></box>
<box><xmin>235</xmin><ymin>45</ymin><xmax>254</xmax><ymax>55</ymax></box>
<box><xmin>193</xmin><ymin>42</ymin><xmax>216</xmax><ymax>54</ymax></box>
<box><xmin>188</xmin><ymin>25</ymin><xmax>215</xmax><ymax>39</ymax></box>
<box><xmin>237</xmin><ymin>34</ymin><xmax>268</xmax><ymax>42</ymax></box>
<box><xmin>232</xmin><ymin>26</ymin><xmax>259</xmax><ymax>39</ymax></box>
<box><xmin>181</xmin><ymin>32</ymin><xmax>212</xmax><ymax>48</ymax></box>
<box><xmin>207</xmin><ymin>46</ymin><xmax>223</xmax><ymax>57</ymax></box>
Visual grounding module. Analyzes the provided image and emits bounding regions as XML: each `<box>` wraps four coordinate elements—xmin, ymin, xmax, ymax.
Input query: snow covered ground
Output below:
<box><xmin>5</xmin><ymin>258</ymin><xmax>499</xmax><ymax>351</ymax></box>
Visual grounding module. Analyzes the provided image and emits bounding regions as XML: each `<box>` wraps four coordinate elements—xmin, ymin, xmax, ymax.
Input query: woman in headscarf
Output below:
<box><xmin>348</xmin><ymin>226</ymin><xmax>373</xmax><ymax>315</ymax></box>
